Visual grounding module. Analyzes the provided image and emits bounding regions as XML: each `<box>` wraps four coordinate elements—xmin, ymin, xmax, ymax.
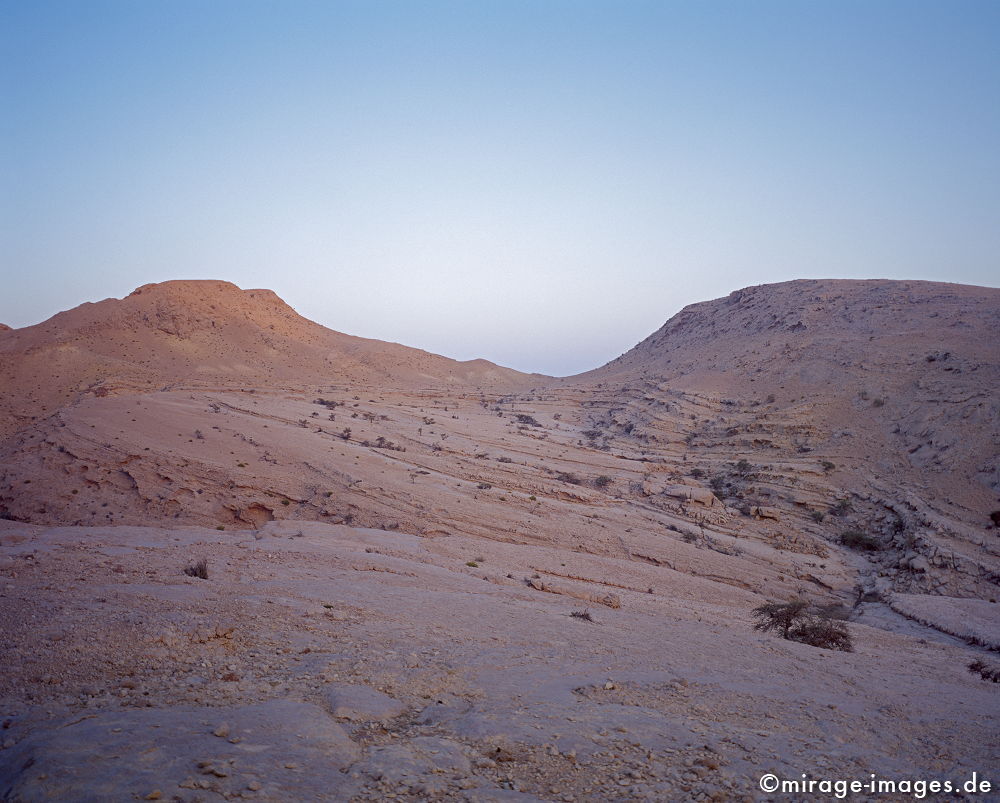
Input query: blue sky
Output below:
<box><xmin>2</xmin><ymin>0</ymin><xmax>998</xmax><ymax>375</ymax></box>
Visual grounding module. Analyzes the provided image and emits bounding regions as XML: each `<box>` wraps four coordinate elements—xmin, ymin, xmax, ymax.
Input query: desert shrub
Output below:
<box><xmin>466</xmin><ymin>561</ymin><xmax>479</xmax><ymax>568</ymax></box>
<box><xmin>477</xmin><ymin>483</ymin><xmax>492</xmax><ymax>490</ymax></box>
<box><xmin>557</xmin><ymin>472</ymin><xmax>581</xmax><ymax>485</ymax></box>
<box><xmin>872</xmin><ymin>398</ymin><xmax>885</xmax><ymax>408</ymax></box>
<box><xmin>820</xmin><ymin>461</ymin><xmax>835</xmax><ymax>472</ymax></box>
<box><xmin>840</xmin><ymin>530</ymin><xmax>881</xmax><ymax>551</ymax></box>
<box><xmin>497</xmin><ymin>456</ymin><xmax>513</xmax><ymax>463</ymax></box>
<box><xmin>829</xmin><ymin>498</ymin><xmax>852</xmax><ymax>517</ymax></box>
<box><xmin>689</xmin><ymin>468</ymin><xmax>704</xmax><ymax>478</ymax></box>
<box><xmin>810</xmin><ymin>510</ymin><xmax>826</xmax><ymax>523</ymax></box>
<box><xmin>752</xmin><ymin>599</ymin><xmax>853</xmax><ymax>651</ymax></box>
<box><xmin>968</xmin><ymin>659</ymin><xmax>1000</xmax><ymax>683</ymax></box>
<box><xmin>709</xmin><ymin>475</ymin><xmax>726</xmax><ymax>493</ymax></box>
<box><xmin>594</xmin><ymin>475</ymin><xmax>613</xmax><ymax>488</ymax></box>
<box><xmin>790</xmin><ymin>617</ymin><xmax>854</xmax><ymax>652</ymax></box>
<box><xmin>184</xmin><ymin>559</ymin><xmax>209</xmax><ymax>579</ymax></box>
<box><xmin>570</xmin><ymin>610</ymin><xmax>594</xmax><ymax>622</ymax></box>
<box><xmin>516</xmin><ymin>414</ymin><xmax>541</xmax><ymax>427</ymax></box>
<box><xmin>735</xmin><ymin>459</ymin><xmax>752</xmax><ymax>475</ymax></box>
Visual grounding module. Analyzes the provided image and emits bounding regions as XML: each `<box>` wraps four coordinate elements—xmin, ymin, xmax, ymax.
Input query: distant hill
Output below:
<box><xmin>0</xmin><ymin>280</ymin><xmax>542</xmax><ymax>439</ymax></box>
<box><xmin>572</xmin><ymin>277</ymin><xmax>1000</xmax><ymax>515</ymax></box>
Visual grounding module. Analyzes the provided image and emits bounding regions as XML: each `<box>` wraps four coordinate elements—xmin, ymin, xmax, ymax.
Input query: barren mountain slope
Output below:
<box><xmin>560</xmin><ymin>279</ymin><xmax>1000</xmax><ymax>600</ymax></box>
<box><xmin>580</xmin><ymin>279</ymin><xmax>1000</xmax><ymax>503</ymax></box>
<box><xmin>2</xmin><ymin>279</ymin><xmax>998</xmax><ymax>606</ymax></box>
<box><xmin>1</xmin><ymin>279</ymin><xmax>999</xmax><ymax>800</ymax></box>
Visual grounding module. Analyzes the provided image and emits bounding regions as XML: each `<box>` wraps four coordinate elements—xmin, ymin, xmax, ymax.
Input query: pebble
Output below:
<box><xmin>213</xmin><ymin>723</ymin><xmax>230</xmax><ymax>738</ymax></box>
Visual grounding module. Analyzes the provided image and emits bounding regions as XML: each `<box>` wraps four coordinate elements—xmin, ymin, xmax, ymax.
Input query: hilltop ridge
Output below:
<box><xmin>0</xmin><ymin>280</ymin><xmax>542</xmax><ymax>439</ymax></box>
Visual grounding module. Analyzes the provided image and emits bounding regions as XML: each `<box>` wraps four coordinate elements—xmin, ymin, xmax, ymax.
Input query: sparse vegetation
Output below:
<box><xmin>752</xmin><ymin>599</ymin><xmax>853</xmax><ymax>652</ymax></box>
<box><xmin>820</xmin><ymin>460</ymin><xmax>835</xmax><ymax>472</ymax></box>
<box><xmin>829</xmin><ymin>498</ymin><xmax>852</xmax><ymax>517</ymax></box>
<box><xmin>840</xmin><ymin>529</ymin><xmax>881</xmax><ymax>551</ymax></box>
<box><xmin>810</xmin><ymin>510</ymin><xmax>826</xmax><ymax>523</ymax></box>
<box><xmin>516</xmin><ymin>414</ymin><xmax>541</xmax><ymax>427</ymax></box>
<box><xmin>968</xmin><ymin>659</ymin><xmax>1000</xmax><ymax>683</ymax></box>
<box><xmin>184</xmin><ymin>559</ymin><xmax>209</xmax><ymax>579</ymax></box>
<box><xmin>556</xmin><ymin>472</ymin><xmax>581</xmax><ymax>485</ymax></box>
<box><xmin>570</xmin><ymin>609</ymin><xmax>594</xmax><ymax>622</ymax></box>
<box><xmin>466</xmin><ymin>561</ymin><xmax>479</xmax><ymax>568</ymax></box>
<box><xmin>594</xmin><ymin>475</ymin><xmax>613</xmax><ymax>488</ymax></box>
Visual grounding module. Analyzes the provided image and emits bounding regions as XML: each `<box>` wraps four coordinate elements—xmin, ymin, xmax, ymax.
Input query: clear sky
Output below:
<box><xmin>2</xmin><ymin>0</ymin><xmax>999</xmax><ymax>375</ymax></box>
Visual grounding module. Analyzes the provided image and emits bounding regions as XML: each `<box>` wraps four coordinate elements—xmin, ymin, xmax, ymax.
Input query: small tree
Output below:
<box><xmin>752</xmin><ymin>599</ymin><xmax>809</xmax><ymax>639</ymax></box>
<box><xmin>752</xmin><ymin>598</ymin><xmax>853</xmax><ymax>652</ymax></box>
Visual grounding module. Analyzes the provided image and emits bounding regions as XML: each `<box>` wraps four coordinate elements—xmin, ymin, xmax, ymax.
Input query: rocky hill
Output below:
<box><xmin>0</xmin><ymin>279</ymin><xmax>540</xmax><ymax>440</ymax></box>
<box><xmin>2</xmin><ymin>277</ymin><xmax>999</xmax><ymax>800</ymax></box>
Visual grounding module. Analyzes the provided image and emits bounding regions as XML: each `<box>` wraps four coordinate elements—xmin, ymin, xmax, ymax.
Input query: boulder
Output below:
<box><xmin>325</xmin><ymin>684</ymin><xmax>406</xmax><ymax>723</ymax></box>
<box><xmin>654</xmin><ymin>483</ymin><xmax>721</xmax><ymax>507</ymax></box>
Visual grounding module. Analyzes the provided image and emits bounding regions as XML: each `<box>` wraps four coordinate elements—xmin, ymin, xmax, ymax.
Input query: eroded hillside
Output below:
<box><xmin>1</xmin><ymin>279</ymin><xmax>998</xmax><ymax>800</ymax></box>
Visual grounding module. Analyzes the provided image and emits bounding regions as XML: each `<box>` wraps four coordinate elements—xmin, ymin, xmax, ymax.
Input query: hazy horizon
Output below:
<box><xmin>3</xmin><ymin>0</ymin><xmax>999</xmax><ymax>375</ymax></box>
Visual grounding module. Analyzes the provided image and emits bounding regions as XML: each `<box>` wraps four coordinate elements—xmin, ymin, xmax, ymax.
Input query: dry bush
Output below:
<box><xmin>184</xmin><ymin>559</ymin><xmax>208</xmax><ymax>579</ymax></box>
<box><xmin>968</xmin><ymin>660</ymin><xmax>1000</xmax><ymax>683</ymax></box>
<box><xmin>840</xmin><ymin>530</ymin><xmax>881</xmax><ymax>551</ymax></box>
<box><xmin>752</xmin><ymin>598</ymin><xmax>853</xmax><ymax>652</ymax></box>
